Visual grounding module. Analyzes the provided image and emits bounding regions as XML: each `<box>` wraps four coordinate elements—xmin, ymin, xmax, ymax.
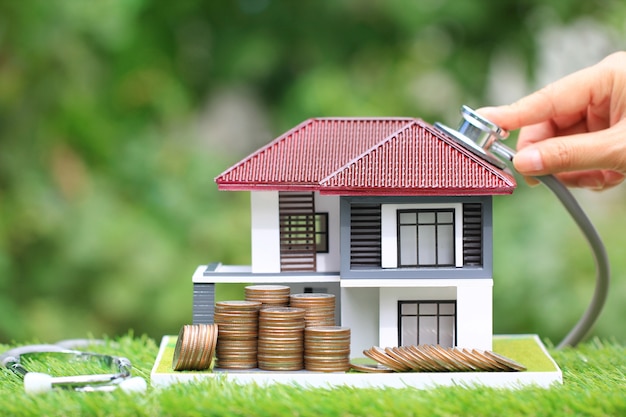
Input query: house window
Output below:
<box><xmin>282</xmin><ymin>213</ymin><xmax>328</xmax><ymax>253</ymax></box>
<box><xmin>279</xmin><ymin>191</ymin><xmax>317</xmax><ymax>272</ymax></box>
<box><xmin>315</xmin><ymin>213</ymin><xmax>329</xmax><ymax>253</ymax></box>
<box><xmin>397</xmin><ymin>209</ymin><xmax>455</xmax><ymax>267</ymax></box>
<box><xmin>283</xmin><ymin>214</ymin><xmax>315</xmax><ymax>250</ymax></box>
<box><xmin>381</xmin><ymin>203</ymin><xmax>462</xmax><ymax>269</ymax></box>
<box><xmin>398</xmin><ymin>301</ymin><xmax>456</xmax><ymax>347</ymax></box>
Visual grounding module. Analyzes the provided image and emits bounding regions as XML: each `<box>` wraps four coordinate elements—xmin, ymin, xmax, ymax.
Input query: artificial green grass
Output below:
<box><xmin>1</xmin><ymin>335</ymin><xmax>624</xmax><ymax>417</ymax></box>
<box><xmin>492</xmin><ymin>335</ymin><xmax>558</xmax><ymax>372</ymax></box>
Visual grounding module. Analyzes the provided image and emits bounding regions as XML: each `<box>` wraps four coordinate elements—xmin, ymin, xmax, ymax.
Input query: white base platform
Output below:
<box><xmin>150</xmin><ymin>334</ymin><xmax>562</xmax><ymax>390</ymax></box>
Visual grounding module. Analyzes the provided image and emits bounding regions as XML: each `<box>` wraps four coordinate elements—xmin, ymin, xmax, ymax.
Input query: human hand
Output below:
<box><xmin>478</xmin><ymin>51</ymin><xmax>626</xmax><ymax>190</ymax></box>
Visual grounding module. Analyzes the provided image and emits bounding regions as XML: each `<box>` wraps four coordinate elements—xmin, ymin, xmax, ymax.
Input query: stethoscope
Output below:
<box><xmin>435</xmin><ymin>106</ymin><xmax>610</xmax><ymax>350</ymax></box>
<box><xmin>0</xmin><ymin>106</ymin><xmax>609</xmax><ymax>393</ymax></box>
<box><xmin>0</xmin><ymin>340</ymin><xmax>147</xmax><ymax>394</ymax></box>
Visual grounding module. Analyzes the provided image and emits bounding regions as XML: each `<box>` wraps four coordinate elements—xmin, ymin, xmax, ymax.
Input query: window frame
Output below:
<box><xmin>396</xmin><ymin>208</ymin><xmax>455</xmax><ymax>267</ymax></box>
<box><xmin>380</xmin><ymin>203</ymin><xmax>463</xmax><ymax>269</ymax></box>
<box><xmin>397</xmin><ymin>300</ymin><xmax>457</xmax><ymax>347</ymax></box>
<box><xmin>314</xmin><ymin>212</ymin><xmax>329</xmax><ymax>253</ymax></box>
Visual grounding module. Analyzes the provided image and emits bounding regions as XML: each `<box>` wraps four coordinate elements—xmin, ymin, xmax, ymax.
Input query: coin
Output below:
<box><xmin>405</xmin><ymin>345</ymin><xmax>440</xmax><ymax>372</ymax></box>
<box><xmin>418</xmin><ymin>345</ymin><xmax>455</xmax><ymax>372</ymax></box>
<box><xmin>460</xmin><ymin>348</ymin><xmax>494</xmax><ymax>371</ymax></box>
<box><xmin>483</xmin><ymin>350</ymin><xmax>526</xmax><ymax>371</ymax></box>
<box><xmin>363</xmin><ymin>347</ymin><xmax>403</xmax><ymax>372</ymax></box>
<box><xmin>172</xmin><ymin>324</ymin><xmax>218</xmax><ymax>371</ymax></box>
<box><xmin>388</xmin><ymin>347</ymin><xmax>423</xmax><ymax>371</ymax></box>
<box><xmin>471</xmin><ymin>349</ymin><xmax>509</xmax><ymax>371</ymax></box>
<box><xmin>303</xmin><ymin>326</ymin><xmax>351</xmax><ymax>372</ymax></box>
<box><xmin>360</xmin><ymin>343</ymin><xmax>527</xmax><ymax>373</ymax></box>
<box><xmin>446</xmin><ymin>348</ymin><xmax>478</xmax><ymax>371</ymax></box>
<box><xmin>290</xmin><ymin>293</ymin><xmax>336</xmax><ymax>327</ymax></box>
<box><xmin>216</xmin><ymin>300</ymin><xmax>263</xmax><ymax>311</ymax></box>
<box><xmin>214</xmin><ymin>300</ymin><xmax>261</xmax><ymax>369</ymax></box>
<box><xmin>435</xmin><ymin>346</ymin><xmax>474</xmax><ymax>372</ymax></box>
<box><xmin>257</xmin><ymin>307</ymin><xmax>306</xmax><ymax>371</ymax></box>
<box><xmin>350</xmin><ymin>362</ymin><xmax>394</xmax><ymax>373</ymax></box>
<box><xmin>245</xmin><ymin>285</ymin><xmax>291</xmax><ymax>307</ymax></box>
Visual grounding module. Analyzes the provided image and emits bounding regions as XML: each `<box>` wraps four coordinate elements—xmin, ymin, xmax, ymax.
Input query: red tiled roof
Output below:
<box><xmin>216</xmin><ymin>117</ymin><xmax>516</xmax><ymax>196</ymax></box>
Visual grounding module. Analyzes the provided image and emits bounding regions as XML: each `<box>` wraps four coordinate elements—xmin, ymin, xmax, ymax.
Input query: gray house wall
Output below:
<box><xmin>340</xmin><ymin>195</ymin><xmax>493</xmax><ymax>279</ymax></box>
<box><xmin>193</xmin><ymin>282</ymin><xmax>215</xmax><ymax>325</ymax></box>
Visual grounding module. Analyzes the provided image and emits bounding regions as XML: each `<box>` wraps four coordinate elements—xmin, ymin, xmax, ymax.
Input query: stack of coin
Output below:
<box><xmin>213</xmin><ymin>300</ymin><xmax>262</xmax><ymax>369</ymax></box>
<box><xmin>289</xmin><ymin>293</ymin><xmax>336</xmax><ymax>327</ymax></box>
<box><xmin>245</xmin><ymin>285</ymin><xmax>291</xmax><ymax>307</ymax></box>
<box><xmin>361</xmin><ymin>344</ymin><xmax>526</xmax><ymax>372</ymax></box>
<box><xmin>257</xmin><ymin>307</ymin><xmax>305</xmax><ymax>371</ymax></box>
<box><xmin>304</xmin><ymin>326</ymin><xmax>351</xmax><ymax>372</ymax></box>
<box><xmin>172</xmin><ymin>323</ymin><xmax>218</xmax><ymax>371</ymax></box>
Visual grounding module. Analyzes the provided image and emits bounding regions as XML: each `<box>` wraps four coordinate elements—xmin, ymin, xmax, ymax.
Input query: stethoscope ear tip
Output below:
<box><xmin>118</xmin><ymin>377</ymin><xmax>148</xmax><ymax>393</ymax></box>
<box><xmin>24</xmin><ymin>372</ymin><xmax>53</xmax><ymax>395</ymax></box>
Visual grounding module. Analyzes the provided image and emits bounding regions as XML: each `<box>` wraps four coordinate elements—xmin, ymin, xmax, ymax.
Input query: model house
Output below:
<box><xmin>192</xmin><ymin>117</ymin><xmax>516</xmax><ymax>354</ymax></box>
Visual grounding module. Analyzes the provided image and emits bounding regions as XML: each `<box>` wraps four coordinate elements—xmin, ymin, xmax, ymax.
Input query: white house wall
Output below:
<box><xmin>251</xmin><ymin>191</ymin><xmax>281</xmax><ymax>273</ymax></box>
<box><xmin>341</xmin><ymin>287</ymin><xmax>380</xmax><ymax>355</ymax></box>
<box><xmin>251</xmin><ymin>191</ymin><xmax>340</xmax><ymax>274</ymax></box>
<box><xmin>456</xmin><ymin>282</ymin><xmax>493</xmax><ymax>350</ymax></box>
<box><xmin>314</xmin><ymin>193</ymin><xmax>340</xmax><ymax>272</ymax></box>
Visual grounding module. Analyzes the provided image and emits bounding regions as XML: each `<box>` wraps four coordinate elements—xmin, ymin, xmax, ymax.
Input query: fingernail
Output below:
<box><xmin>514</xmin><ymin>148</ymin><xmax>544</xmax><ymax>174</ymax></box>
<box><xmin>524</xmin><ymin>177</ymin><xmax>541</xmax><ymax>188</ymax></box>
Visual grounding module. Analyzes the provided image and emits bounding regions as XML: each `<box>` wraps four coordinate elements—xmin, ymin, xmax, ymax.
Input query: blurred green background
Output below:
<box><xmin>0</xmin><ymin>0</ymin><xmax>625</xmax><ymax>345</ymax></box>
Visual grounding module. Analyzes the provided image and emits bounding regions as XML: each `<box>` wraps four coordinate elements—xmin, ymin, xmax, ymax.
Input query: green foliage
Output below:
<box><xmin>0</xmin><ymin>0</ymin><xmax>625</xmax><ymax>343</ymax></box>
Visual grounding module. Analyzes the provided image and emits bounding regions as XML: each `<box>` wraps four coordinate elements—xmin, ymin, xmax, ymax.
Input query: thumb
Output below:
<box><xmin>513</xmin><ymin>128</ymin><xmax>625</xmax><ymax>176</ymax></box>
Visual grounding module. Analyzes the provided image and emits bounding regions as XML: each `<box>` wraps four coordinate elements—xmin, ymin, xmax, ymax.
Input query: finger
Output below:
<box><xmin>517</xmin><ymin>122</ymin><xmax>556</xmax><ymax>149</ymax></box>
<box><xmin>512</xmin><ymin>126</ymin><xmax>626</xmax><ymax>176</ymax></box>
<box><xmin>522</xmin><ymin>176</ymin><xmax>541</xmax><ymax>187</ymax></box>
<box><xmin>477</xmin><ymin>60</ymin><xmax>613</xmax><ymax>131</ymax></box>
<box><xmin>518</xmin><ymin>117</ymin><xmax>597</xmax><ymax>149</ymax></box>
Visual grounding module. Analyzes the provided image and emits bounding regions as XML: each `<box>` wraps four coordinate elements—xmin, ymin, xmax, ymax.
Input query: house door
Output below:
<box><xmin>397</xmin><ymin>301</ymin><xmax>456</xmax><ymax>347</ymax></box>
